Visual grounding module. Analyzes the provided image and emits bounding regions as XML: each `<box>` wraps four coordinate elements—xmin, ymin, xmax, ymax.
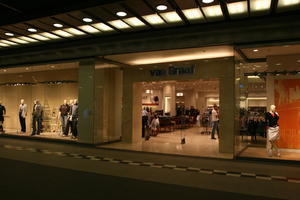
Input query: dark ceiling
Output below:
<box><xmin>0</xmin><ymin>0</ymin><xmax>123</xmax><ymax>26</ymax></box>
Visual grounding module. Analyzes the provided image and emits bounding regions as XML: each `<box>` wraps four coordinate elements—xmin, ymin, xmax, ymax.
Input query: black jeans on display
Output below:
<box><xmin>64</xmin><ymin>119</ymin><xmax>72</xmax><ymax>136</ymax></box>
<box><xmin>32</xmin><ymin>116</ymin><xmax>42</xmax><ymax>135</ymax></box>
<box><xmin>19</xmin><ymin>114</ymin><xmax>26</xmax><ymax>132</ymax></box>
<box><xmin>71</xmin><ymin>120</ymin><xmax>78</xmax><ymax>137</ymax></box>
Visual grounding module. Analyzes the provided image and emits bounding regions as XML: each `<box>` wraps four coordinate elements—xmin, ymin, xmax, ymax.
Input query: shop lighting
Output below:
<box><xmin>156</xmin><ymin>5</ymin><xmax>168</xmax><ymax>11</ymax></box>
<box><xmin>250</xmin><ymin>0</ymin><xmax>272</xmax><ymax>11</ymax></box>
<box><xmin>297</xmin><ymin>59</ymin><xmax>300</xmax><ymax>63</ymax></box>
<box><xmin>108</xmin><ymin>20</ymin><xmax>130</xmax><ymax>29</ymax></box>
<box><xmin>27</xmin><ymin>28</ymin><xmax>37</xmax><ymax>32</ymax></box>
<box><xmin>29</xmin><ymin>34</ymin><xmax>50</xmax><ymax>41</ymax></box>
<box><xmin>82</xmin><ymin>18</ymin><xmax>93</xmax><ymax>23</ymax></box>
<box><xmin>0</xmin><ymin>42</ymin><xmax>9</xmax><ymax>47</ymax></box>
<box><xmin>5</xmin><ymin>32</ymin><xmax>14</xmax><ymax>36</ymax></box>
<box><xmin>253</xmin><ymin>49</ymin><xmax>259</xmax><ymax>52</ymax></box>
<box><xmin>92</xmin><ymin>23</ymin><xmax>114</xmax><ymax>31</ymax></box>
<box><xmin>79</xmin><ymin>25</ymin><xmax>100</xmax><ymax>33</ymax></box>
<box><xmin>40</xmin><ymin>32</ymin><xmax>61</xmax><ymax>39</ymax></box>
<box><xmin>9</xmin><ymin>38</ymin><xmax>29</xmax><ymax>44</ymax></box>
<box><xmin>18</xmin><ymin>36</ymin><xmax>38</xmax><ymax>42</ymax></box>
<box><xmin>176</xmin><ymin>92</ymin><xmax>184</xmax><ymax>96</ymax></box>
<box><xmin>65</xmin><ymin>28</ymin><xmax>86</xmax><ymax>35</ymax></box>
<box><xmin>142</xmin><ymin>14</ymin><xmax>165</xmax><ymax>25</ymax></box>
<box><xmin>0</xmin><ymin>40</ymin><xmax>18</xmax><ymax>45</ymax></box>
<box><xmin>160</xmin><ymin>11</ymin><xmax>182</xmax><ymax>23</ymax></box>
<box><xmin>202</xmin><ymin>5</ymin><xmax>223</xmax><ymax>18</ymax></box>
<box><xmin>123</xmin><ymin>17</ymin><xmax>145</xmax><ymax>27</ymax></box>
<box><xmin>116</xmin><ymin>11</ymin><xmax>127</xmax><ymax>17</ymax></box>
<box><xmin>278</xmin><ymin>0</ymin><xmax>300</xmax><ymax>7</ymax></box>
<box><xmin>182</xmin><ymin>8</ymin><xmax>204</xmax><ymax>20</ymax></box>
<box><xmin>52</xmin><ymin>30</ymin><xmax>73</xmax><ymax>37</ymax></box>
<box><xmin>202</xmin><ymin>0</ymin><xmax>214</xmax><ymax>3</ymax></box>
<box><xmin>53</xmin><ymin>23</ymin><xmax>63</xmax><ymax>28</ymax></box>
<box><xmin>247</xmin><ymin>76</ymin><xmax>260</xmax><ymax>79</ymax></box>
<box><xmin>227</xmin><ymin>1</ymin><xmax>248</xmax><ymax>15</ymax></box>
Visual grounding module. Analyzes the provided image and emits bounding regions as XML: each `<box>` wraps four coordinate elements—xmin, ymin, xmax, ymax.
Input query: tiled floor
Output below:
<box><xmin>100</xmin><ymin>126</ymin><xmax>233</xmax><ymax>159</ymax></box>
<box><xmin>240</xmin><ymin>146</ymin><xmax>300</xmax><ymax>161</ymax></box>
<box><xmin>3</xmin><ymin>129</ymin><xmax>75</xmax><ymax>141</ymax></box>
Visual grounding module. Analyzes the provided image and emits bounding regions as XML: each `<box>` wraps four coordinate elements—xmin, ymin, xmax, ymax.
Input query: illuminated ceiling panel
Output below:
<box><xmin>278</xmin><ymin>0</ymin><xmax>300</xmax><ymax>7</ymax></box>
<box><xmin>250</xmin><ymin>0</ymin><xmax>272</xmax><ymax>11</ymax></box>
<box><xmin>123</xmin><ymin>17</ymin><xmax>145</xmax><ymax>27</ymax></box>
<box><xmin>108</xmin><ymin>20</ymin><xmax>131</xmax><ymax>29</ymax></box>
<box><xmin>202</xmin><ymin>5</ymin><xmax>223</xmax><ymax>18</ymax></box>
<box><xmin>227</xmin><ymin>1</ymin><xmax>248</xmax><ymax>15</ymax></box>
<box><xmin>142</xmin><ymin>14</ymin><xmax>165</xmax><ymax>25</ymax></box>
<box><xmin>160</xmin><ymin>11</ymin><xmax>182</xmax><ymax>23</ymax></box>
<box><xmin>182</xmin><ymin>8</ymin><xmax>204</xmax><ymax>20</ymax></box>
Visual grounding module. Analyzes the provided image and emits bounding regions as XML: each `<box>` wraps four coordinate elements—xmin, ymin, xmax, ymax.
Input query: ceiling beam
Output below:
<box><xmin>270</xmin><ymin>0</ymin><xmax>279</xmax><ymax>14</ymax></box>
<box><xmin>219</xmin><ymin>0</ymin><xmax>230</xmax><ymax>20</ymax></box>
<box><xmin>167</xmin><ymin>0</ymin><xmax>190</xmax><ymax>25</ymax></box>
<box><xmin>142</xmin><ymin>0</ymin><xmax>169</xmax><ymax>24</ymax></box>
<box><xmin>194</xmin><ymin>0</ymin><xmax>208</xmax><ymax>22</ymax></box>
<box><xmin>0</xmin><ymin>2</ymin><xmax>22</xmax><ymax>14</ymax></box>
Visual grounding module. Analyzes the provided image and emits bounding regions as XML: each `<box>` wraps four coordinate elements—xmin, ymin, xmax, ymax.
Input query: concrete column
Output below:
<box><xmin>163</xmin><ymin>84</ymin><xmax>176</xmax><ymax>116</ymax></box>
<box><xmin>78</xmin><ymin>59</ymin><xmax>95</xmax><ymax>144</ymax></box>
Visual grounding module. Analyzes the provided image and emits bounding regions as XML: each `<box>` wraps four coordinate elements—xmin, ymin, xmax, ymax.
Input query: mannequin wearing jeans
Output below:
<box><xmin>31</xmin><ymin>100</ymin><xmax>43</xmax><ymax>136</ymax></box>
<box><xmin>64</xmin><ymin>100</ymin><xmax>74</xmax><ymax>136</ymax></box>
<box><xmin>19</xmin><ymin>99</ymin><xmax>27</xmax><ymax>133</ymax></box>
<box><xmin>266</xmin><ymin>105</ymin><xmax>280</xmax><ymax>157</ymax></box>
<box><xmin>60</xmin><ymin>100</ymin><xmax>70</xmax><ymax>136</ymax></box>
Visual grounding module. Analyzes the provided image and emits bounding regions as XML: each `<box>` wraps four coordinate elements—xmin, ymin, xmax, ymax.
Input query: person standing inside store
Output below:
<box><xmin>0</xmin><ymin>101</ymin><xmax>6</xmax><ymax>133</ymax></box>
<box><xmin>265</xmin><ymin>105</ymin><xmax>280</xmax><ymax>157</ymax></box>
<box><xmin>211</xmin><ymin>104</ymin><xmax>219</xmax><ymax>139</ymax></box>
<box><xmin>150</xmin><ymin>114</ymin><xmax>160</xmax><ymax>136</ymax></box>
<box><xmin>19</xmin><ymin>99</ymin><xmax>27</xmax><ymax>133</ymax></box>
<box><xmin>31</xmin><ymin>100</ymin><xmax>43</xmax><ymax>136</ymax></box>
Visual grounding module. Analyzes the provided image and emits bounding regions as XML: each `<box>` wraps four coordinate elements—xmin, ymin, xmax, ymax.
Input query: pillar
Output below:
<box><xmin>163</xmin><ymin>84</ymin><xmax>176</xmax><ymax>116</ymax></box>
<box><xmin>78</xmin><ymin>59</ymin><xmax>95</xmax><ymax>144</ymax></box>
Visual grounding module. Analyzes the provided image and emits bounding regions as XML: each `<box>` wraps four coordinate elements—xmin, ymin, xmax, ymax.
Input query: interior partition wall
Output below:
<box><xmin>121</xmin><ymin>58</ymin><xmax>236</xmax><ymax>155</ymax></box>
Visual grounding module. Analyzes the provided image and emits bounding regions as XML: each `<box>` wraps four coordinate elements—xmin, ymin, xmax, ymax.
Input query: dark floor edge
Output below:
<box><xmin>237</xmin><ymin>156</ymin><xmax>300</xmax><ymax>167</ymax></box>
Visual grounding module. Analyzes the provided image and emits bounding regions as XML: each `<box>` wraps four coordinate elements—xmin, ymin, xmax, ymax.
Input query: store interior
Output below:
<box><xmin>0</xmin><ymin>62</ymin><xmax>78</xmax><ymax>140</ymax></box>
<box><xmin>236</xmin><ymin>44</ymin><xmax>300</xmax><ymax>161</ymax></box>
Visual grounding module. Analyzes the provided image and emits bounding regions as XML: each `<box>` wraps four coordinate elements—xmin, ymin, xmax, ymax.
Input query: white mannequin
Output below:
<box><xmin>63</xmin><ymin>99</ymin><xmax>67</xmax><ymax>105</ymax></box>
<box><xmin>19</xmin><ymin>99</ymin><xmax>27</xmax><ymax>133</ymax></box>
<box><xmin>267</xmin><ymin>104</ymin><xmax>280</xmax><ymax>157</ymax></box>
<box><xmin>69</xmin><ymin>99</ymin><xmax>74</xmax><ymax>106</ymax></box>
<box><xmin>73</xmin><ymin>99</ymin><xmax>78</xmax><ymax>104</ymax></box>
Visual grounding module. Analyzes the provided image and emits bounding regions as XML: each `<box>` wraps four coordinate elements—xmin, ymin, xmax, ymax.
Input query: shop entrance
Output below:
<box><xmin>138</xmin><ymin>79</ymin><xmax>220</xmax><ymax>157</ymax></box>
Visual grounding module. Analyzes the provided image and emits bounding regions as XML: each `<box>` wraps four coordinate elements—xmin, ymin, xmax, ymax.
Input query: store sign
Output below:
<box><xmin>150</xmin><ymin>65</ymin><xmax>195</xmax><ymax>77</ymax></box>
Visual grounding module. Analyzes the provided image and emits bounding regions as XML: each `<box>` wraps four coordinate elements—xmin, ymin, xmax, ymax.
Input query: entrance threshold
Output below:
<box><xmin>99</xmin><ymin>140</ymin><xmax>233</xmax><ymax>160</ymax></box>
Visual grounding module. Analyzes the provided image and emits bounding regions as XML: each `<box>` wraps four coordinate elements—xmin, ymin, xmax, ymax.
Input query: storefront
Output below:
<box><xmin>99</xmin><ymin>46</ymin><xmax>237</xmax><ymax>158</ymax></box>
<box><xmin>235</xmin><ymin>45</ymin><xmax>300</xmax><ymax>161</ymax></box>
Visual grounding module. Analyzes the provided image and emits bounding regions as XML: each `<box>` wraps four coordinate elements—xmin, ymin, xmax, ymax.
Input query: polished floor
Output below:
<box><xmin>100</xmin><ymin>126</ymin><xmax>233</xmax><ymax>159</ymax></box>
<box><xmin>3</xmin><ymin>128</ymin><xmax>75</xmax><ymax>141</ymax></box>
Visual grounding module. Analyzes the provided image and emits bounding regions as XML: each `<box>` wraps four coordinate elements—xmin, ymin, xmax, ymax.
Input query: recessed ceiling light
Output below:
<box><xmin>202</xmin><ymin>5</ymin><xmax>223</xmax><ymax>18</ymax></box>
<box><xmin>276</xmin><ymin>63</ymin><xmax>282</xmax><ymax>66</ymax></box>
<box><xmin>182</xmin><ymin>8</ymin><xmax>204</xmax><ymax>20</ymax></box>
<box><xmin>202</xmin><ymin>0</ymin><xmax>214</xmax><ymax>3</ymax></box>
<box><xmin>156</xmin><ymin>4</ymin><xmax>168</xmax><ymax>11</ymax></box>
<box><xmin>27</xmin><ymin>28</ymin><xmax>37</xmax><ymax>32</ymax></box>
<box><xmin>53</xmin><ymin>23</ymin><xmax>63</xmax><ymax>28</ymax></box>
<box><xmin>116</xmin><ymin>11</ymin><xmax>127</xmax><ymax>17</ymax></box>
<box><xmin>160</xmin><ymin>11</ymin><xmax>182</xmax><ymax>23</ymax></box>
<box><xmin>82</xmin><ymin>18</ymin><xmax>93</xmax><ymax>23</ymax></box>
<box><xmin>26</xmin><ymin>67</ymin><xmax>29</xmax><ymax>70</ymax></box>
<box><xmin>278</xmin><ymin>0</ymin><xmax>300</xmax><ymax>7</ymax></box>
<box><xmin>79</xmin><ymin>25</ymin><xmax>100</xmax><ymax>33</ymax></box>
<box><xmin>5</xmin><ymin>32</ymin><xmax>14</xmax><ymax>36</ymax></box>
<box><xmin>253</xmin><ymin>49</ymin><xmax>259</xmax><ymax>52</ymax></box>
<box><xmin>3</xmin><ymin>69</ymin><xmax>7</xmax><ymax>72</ymax></box>
<box><xmin>297</xmin><ymin>59</ymin><xmax>300</xmax><ymax>63</ymax></box>
<box><xmin>250</xmin><ymin>0</ymin><xmax>271</xmax><ymax>11</ymax></box>
<box><xmin>9</xmin><ymin>38</ymin><xmax>29</xmax><ymax>44</ymax></box>
<box><xmin>92</xmin><ymin>23</ymin><xmax>114</xmax><ymax>31</ymax></box>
